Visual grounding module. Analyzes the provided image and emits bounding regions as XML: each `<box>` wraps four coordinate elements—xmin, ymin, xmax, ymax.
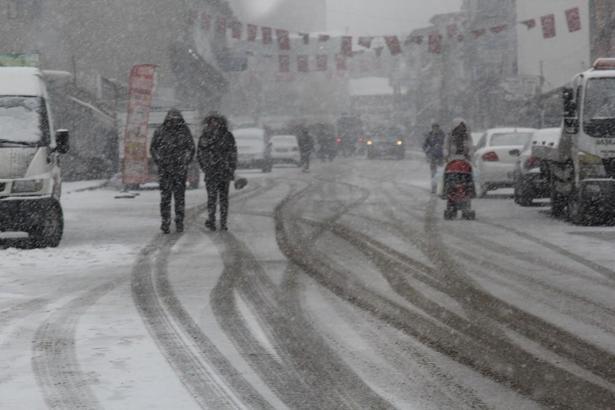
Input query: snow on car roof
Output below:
<box><xmin>271</xmin><ymin>135</ymin><xmax>297</xmax><ymax>142</ymax></box>
<box><xmin>0</xmin><ymin>67</ymin><xmax>45</xmax><ymax>96</ymax></box>
<box><xmin>234</xmin><ymin>128</ymin><xmax>265</xmax><ymax>138</ymax></box>
<box><xmin>486</xmin><ymin>127</ymin><xmax>536</xmax><ymax>136</ymax></box>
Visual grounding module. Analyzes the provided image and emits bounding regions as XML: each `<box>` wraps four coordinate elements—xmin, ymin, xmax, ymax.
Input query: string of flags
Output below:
<box><xmin>192</xmin><ymin>6</ymin><xmax>583</xmax><ymax>74</ymax></box>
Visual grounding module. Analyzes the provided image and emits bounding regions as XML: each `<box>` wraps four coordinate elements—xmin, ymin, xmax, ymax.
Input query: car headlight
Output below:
<box><xmin>12</xmin><ymin>179</ymin><xmax>44</xmax><ymax>193</ymax></box>
<box><xmin>366</xmin><ymin>140</ymin><xmax>373</xmax><ymax>146</ymax></box>
<box><xmin>396</xmin><ymin>140</ymin><xmax>403</xmax><ymax>146</ymax></box>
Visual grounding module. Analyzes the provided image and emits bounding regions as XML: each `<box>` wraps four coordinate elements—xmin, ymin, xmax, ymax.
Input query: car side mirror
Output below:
<box><xmin>509</xmin><ymin>149</ymin><xmax>521</xmax><ymax>157</ymax></box>
<box><xmin>54</xmin><ymin>129</ymin><xmax>70</xmax><ymax>154</ymax></box>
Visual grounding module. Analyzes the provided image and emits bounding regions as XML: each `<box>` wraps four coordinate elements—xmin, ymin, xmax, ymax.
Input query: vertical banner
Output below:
<box><xmin>429</xmin><ymin>32</ymin><xmax>443</xmax><ymax>54</ymax></box>
<box><xmin>336</xmin><ymin>54</ymin><xmax>347</xmax><ymax>71</ymax></box>
<box><xmin>541</xmin><ymin>14</ymin><xmax>556</xmax><ymax>39</ymax></box>
<box><xmin>384</xmin><ymin>36</ymin><xmax>402</xmax><ymax>56</ymax></box>
<box><xmin>297</xmin><ymin>55</ymin><xmax>309</xmax><ymax>72</ymax></box>
<box><xmin>276</xmin><ymin>29</ymin><xmax>290</xmax><ymax>50</ymax></box>
<box><xmin>262</xmin><ymin>27</ymin><xmax>273</xmax><ymax>45</ymax></box>
<box><xmin>247</xmin><ymin>24</ymin><xmax>258</xmax><ymax>41</ymax></box>
<box><xmin>341</xmin><ymin>36</ymin><xmax>353</xmax><ymax>57</ymax></box>
<box><xmin>566</xmin><ymin>7</ymin><xmax>581</xmax><ymax>32</ymax></box>
<box><xmin>231</xmin><ymin>21</ymin><xmax>243</xmax><ymax>39</ymax></box>
<box><xmin>123</xmin><ymin>64</ymin><xmax>157</xmax><ymax>186</ymax></box>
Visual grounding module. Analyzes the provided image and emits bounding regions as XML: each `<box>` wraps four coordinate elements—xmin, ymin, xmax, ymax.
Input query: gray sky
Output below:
<box><xmin>327</xmin><ymin>0</ymin><xmax>462</xmax><ymax>35</ymax></box>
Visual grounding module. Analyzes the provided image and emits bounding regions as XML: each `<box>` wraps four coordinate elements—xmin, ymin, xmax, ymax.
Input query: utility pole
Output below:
<box><xmin>539</xmin><ymin>60</ymin><xmax>545</xmax><ymax>128</ymax></box>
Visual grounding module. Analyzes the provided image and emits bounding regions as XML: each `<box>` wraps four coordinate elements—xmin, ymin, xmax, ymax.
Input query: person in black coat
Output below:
<box><xmin>150</xmin><ymin>109</ymin><xmax>195</xmax><ymax>234</ymax></box>
<box><xmin>296</xmin><ymin>124</ymin><xmax>314</xmax><ymax>172</ymax></box>
<box><xmin>423</xmin><ymin>123</ymin><xmax>446</xmax><ymax>193</ymax></box>
<box><xmin>197</xmin><ymin>112</ymin><xmax>237</xmax><ymax>231</ymax></box>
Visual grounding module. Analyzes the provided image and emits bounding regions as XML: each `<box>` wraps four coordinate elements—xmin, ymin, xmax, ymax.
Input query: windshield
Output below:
<box><xmin>0</xmin><ymin>96</ymin><xmax>44</xmax><ymax>145</ymax></box>
<box><xmin>584</xmin><ymin>78</ymin><xmax>615</xmax><ymax>121</ymax></box>
<box><xmin>490</xmin><ymin>132</ymin><xmax>532</xmax><ymax>147</ymax></box>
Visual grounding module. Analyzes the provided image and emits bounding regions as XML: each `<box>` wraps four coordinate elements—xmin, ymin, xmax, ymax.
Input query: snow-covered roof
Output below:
<box><xmin>349</xmin><ymin>77</ymin><xmax>394</xmax><ymax>97</ymax></box>
<box><xmin>0</xmin><ymin>67</ymin><xmax>45</xmax><ymax>96</ymax></box>
<box><xmin>486</xmin><ymin>127</ymin><xmax>536</xmax><ymax>136</ymax></box>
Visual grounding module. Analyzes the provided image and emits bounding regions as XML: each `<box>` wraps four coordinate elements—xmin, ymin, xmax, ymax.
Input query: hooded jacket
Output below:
<box><xmin>445</xmin><ymin>119</ymin><xmax>472</xmax><ymax>160</ymax></box>
<box><xmin>150</xmin><ymin>109</ymin><xmax>195</xmax><ymax>172</ymax></box>
<box><xmin>197</xmin><ymin>113</ymin><xmax>237</xmax><ymax>182</ymax></box>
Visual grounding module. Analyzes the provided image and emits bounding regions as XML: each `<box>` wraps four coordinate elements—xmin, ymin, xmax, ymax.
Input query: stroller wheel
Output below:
<box><xmin>444</xmin><ymin>209</ymin><xmax>456</xmax><ymax>220</ymax></box>
<box><xmin>462</xmin><ymin>210</ymin><xmax>476</xmax><ymax>220</ymax></box>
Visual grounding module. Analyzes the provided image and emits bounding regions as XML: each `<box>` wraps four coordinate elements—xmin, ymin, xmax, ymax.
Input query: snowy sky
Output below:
<box><xmin>326</xmin><ymin>0</ymin><xmax>463</xmax><ymax>35</ymax></box>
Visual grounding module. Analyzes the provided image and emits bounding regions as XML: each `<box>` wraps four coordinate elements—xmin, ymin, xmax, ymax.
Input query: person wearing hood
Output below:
<box><xmin>150</xmin><ymin>109</ymin><xmax>195</xmax><ymax>234</ymax></box>
<box><xmin>445</xmin><ymin>118</ymin><xmax>472</xmax><ymax>161</ymax></box>
<box><xmin>423</xmin><ymin>122</ymin><xmax>446</xmax><ymax>193</ymax></box>
<box><xmin>197</xmin><ymin>112</ymin><xmax>237</xmax><ymax>231</ymax></box>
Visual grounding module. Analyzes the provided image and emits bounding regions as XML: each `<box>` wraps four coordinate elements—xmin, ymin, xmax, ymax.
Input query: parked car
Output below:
<box><xmin>234</xmin><ymin>128</ymin><xmax>272</xmax><ymax>172</ymax></box>
<box><xmin>472</xmin><ymin>127</ymin><xmax>536</xmax><ymax>196</ymax></box>
<box><xmin>270</xmin><ymin>135</ymin><xmax>300</xmax><ymax>167</ymax></box>
<box><xmin>512</xmin><ymin>128</ymin><xmax>561</xmax><ymax>206</ymax></box>
<box><xmin>366</xmin><ymin>125</ymin><xmax>406</xmax><ymax>160</ymax></box>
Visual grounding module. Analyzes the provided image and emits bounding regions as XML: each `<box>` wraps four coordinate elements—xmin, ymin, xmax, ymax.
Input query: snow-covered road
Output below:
<box><xmin>2</xmin><ymin>157</ymin><xmax>615</xmax><ymax>409</ymax></box>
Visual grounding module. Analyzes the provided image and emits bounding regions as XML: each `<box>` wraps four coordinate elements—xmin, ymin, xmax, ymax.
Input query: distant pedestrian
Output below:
<box><xmin>296</xmin><ymin>124</ymin><xmax>314</xmax><ymax>172</ymax></box>
<box><xmin>197</xmin><ymin>112</ymin><xmax>237</xmax><ymax>232</ymax></box>
<box><xmin>150</xmin><ymin>109</ymin><xmax>195</xmax><ymax>234</ymax></box>
<box><xmin>423</xmin><ymin>123</ymin><xmax>445</xmax><ymax>193</ymax></box>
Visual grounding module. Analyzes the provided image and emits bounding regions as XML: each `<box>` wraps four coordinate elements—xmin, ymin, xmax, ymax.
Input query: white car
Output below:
<box><xmin>270</xmin><ymin>135</ymin><xmax>300</xmax><ymax>166</ymax></box>
<box><xmin>473</xmin><ymin>127</ymin><xmax>536</xmax><ymax>196</ymax></box>
<box><xmin>234</xmin><ymin>128</ymin><xmax>272</xmax><ymax>173</ymax></box>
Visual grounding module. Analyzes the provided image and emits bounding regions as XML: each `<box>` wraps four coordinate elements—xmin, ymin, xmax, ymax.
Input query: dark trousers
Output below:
<box><xmin>206</xmin><ymin>179</ymin><xmax>231</xmax><ymax>224</ymax></box>
<box><xmin>300</xmin><ymin>151</ymin><xmax>311</xmax><ymax>170</ymax></box>
<box><xmin>159</xmin><ymin>169</ymin><xmax>187</xmax><ymax>225</ymax></box>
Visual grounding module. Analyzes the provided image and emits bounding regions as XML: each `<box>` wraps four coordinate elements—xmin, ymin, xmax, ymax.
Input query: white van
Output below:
<box><xmin>0</xmin><ymin>67</ymin><xmax>69</xmax><ymax>247</ymax></box>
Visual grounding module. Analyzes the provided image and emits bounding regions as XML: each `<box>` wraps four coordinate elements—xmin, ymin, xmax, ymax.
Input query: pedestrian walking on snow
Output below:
<box><xmin>150</xmin><ymin>109</ymin><xmax>196</xmax><ymax>234</ymax></box>
<box><xmin>197</xmin><ymin>113</ymin><xmax>237</xmax><ymax>232</ymax></box>
<box><xmin>445</xmin><ymin>118</ymin><xmax>472</xmax><ymax>161</ymax></box>
<box><xmin>296</xmin><ymin>125</ymin><xmax>314</xmax><ymax>172</ymax></box>
<box><xmin>423</xmin><ymin>123</ymin><xmax>445</xmax><ymax>193</ymax></box>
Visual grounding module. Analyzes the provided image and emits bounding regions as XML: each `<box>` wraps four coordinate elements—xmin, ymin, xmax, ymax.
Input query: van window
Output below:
<box><xmin>0</xmin><ymin>96</ymin><xmax>45</xmax><ymax>145</ymax></box>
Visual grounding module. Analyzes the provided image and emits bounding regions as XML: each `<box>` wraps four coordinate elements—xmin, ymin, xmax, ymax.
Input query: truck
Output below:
<box><xmin>535</xmin><ymin>58</ymin><xmax>615</xmax><ymax>224</ymax></box>
<box><xmin>0</xmin><ymin>67</ymin><xmax>70</xmax><ymax>247</ymax></box>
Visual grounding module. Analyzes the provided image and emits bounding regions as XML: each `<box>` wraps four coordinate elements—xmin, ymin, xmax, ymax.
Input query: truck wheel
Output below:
<box><xmin>567</xmin><ymin>192</ymin><xmax>587</xmax><ymax>225</ymax></box>
<box><xmin>515</xmin><ymin>184</ymin><xmax>534</xmax><ymax>207</ymax></box>
<box><xmin>30</xmin><ymin>202</ymin><xmax>64</xmax><ymax>248</ymax></box>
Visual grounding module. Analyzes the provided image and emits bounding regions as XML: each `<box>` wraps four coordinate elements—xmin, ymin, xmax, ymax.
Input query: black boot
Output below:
<box><xmin>161</xmin><ymin>221</ymin><xmax>171</xmax><ymax>234</ymax></box>
<box><xmin>176</xmin><ymin>220</ymin><xmax>184</xmax><ymax>233</ymax></box>
<box><xmin>205</xmin><ymin>219</ymin><xmax>216</xmax><ymax>231</ymax></box>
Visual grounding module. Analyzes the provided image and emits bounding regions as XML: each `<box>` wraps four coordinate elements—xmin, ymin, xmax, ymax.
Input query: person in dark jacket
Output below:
<box><xmin>296</xmin><ymin>124</ymin><xmax>314</xmax><ymax>172</ymax></box>
<box><xmin>444</xmin><ymin>118</ymin><xmax>472</xmax><ymax>161</ymax></box>
<box><xmin>150</xmin><ymin>109</ymin><xmax>195</xmax><ymax>234</ymax></box>
<box><xmin>423</xmin><ymin>123</ymin><xmax>446</xmax><ymax>193</ymax></box>
<box><xmin>197</xmin><ymin>112</ymin><xmax>237</xmax><ymax>231</ymax></box>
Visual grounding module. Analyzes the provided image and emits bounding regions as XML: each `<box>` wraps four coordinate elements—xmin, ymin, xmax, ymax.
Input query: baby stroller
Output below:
<box><xmin>441</xmin><ymin>156</ymin><xmax>476</xmax><ymax>220</ymax></box>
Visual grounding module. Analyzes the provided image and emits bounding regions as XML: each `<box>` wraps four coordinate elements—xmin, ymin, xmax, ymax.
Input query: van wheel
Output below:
<box><xmin>567</xmin><ymin>191</ymin><xmax>588</xmax><ymax>225</ymax></box>
<box><xmin>29</xmin><ymin>202</ymin><xmax>64</xmax><ymax>248</ymax></box>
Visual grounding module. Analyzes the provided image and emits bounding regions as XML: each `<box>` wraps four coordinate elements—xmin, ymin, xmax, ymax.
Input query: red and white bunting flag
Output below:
<box><xmin>201</xmin><ymin>13</ymin><xmax>211</xmax><ymax>32</ymax></box>
<box><xmin>231</xmin><ymin>21</ymin><xmax>242</xmax><ymax>39</ymax></box>
<box><xmin>520</xmin><ymin>19</ymin><xmax>536</xmax><ymax>29</ymax></box>
<box><xmin>341</xmin><ymin>36</ymin><xmax>353</xmax><ymax>57</ymax></box>
<box><xmin>247</xmin><ymin>24</ymin><xmax>258</xmax><ymax>41</ymax></box>
<box><xmin>276</xmin><ymin>29</ymin><xmax>290</xmax><ymax>50</ymax></box>
<box><xmin>318</xmin><ymin>34</ymin><xmax>331</xmax><ymax>42</ymax></box>
<box><xmin>566</xmin><ymin>7</ymin><xmax>582</xmax><ymax>32</ymax></box>
<box><xmin>405</xmin><ymin>35</ymin><xmax>424</xmax><ymax>46</ymax></box>
<box><xmin>490</xmin><ymin>24</ymin><xmax>508</xmax><ymax>34</ymax></box>
<box><xmin>262</xmin><ymin>27</ymin><xmax>273</xmax><ymax>44</ymax></box>
<box><xmin>447</xmin><ymin>24</ymin><xmax>458</xmax><ymax>38</ymax></box>
<box><xmin>358</xmin><ymin>37</ymin><xmax>374</xmax><ymax>49</ymax></box>
<box><xmin>300</xmin><ymin>33</ymin><xmax>310</xmax><ymax>45</ymax></box>
<box><xmin>384</xmin><ymin>36</ymin><xmax>402</xmax><ymax>56</ymax></box>
<box><xmin>336</xmin><ymin>54</ymin><xmax>347</xmax><ymax>71</ymax></box>
<box><xmin>471</xmin><ymin>28</ymin><xmax>486</xmax><ymax>38</ymax></box>
<box><xmin>279</xmin><ymin>55</ymin><xmax>290</xmax><ymax>73</ymax></box>
<box><xmin>541</xmin><ymin>14</ymin><xmax>556</xmax><ymax>39</ymax></box>
<box><xmin>297</xmin><ymin>55</ymin><xmax>309</xmax><ymax>72</ymax></box>
<box><xmin>215</xmin><ymin>16</ymin><xmax>227</xmax><ymax>34</ymax></box>
<box><xmin>316</xmin><ymin>55</ymin><xmax>328</xmax><ymax>71</ymax></box>
<box><xmin>429</xmin><ymin>32</ymin><xmax>442</xmax><ymax>54</ymax></box>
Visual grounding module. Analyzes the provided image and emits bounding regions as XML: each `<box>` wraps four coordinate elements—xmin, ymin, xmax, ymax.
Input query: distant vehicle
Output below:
<box><xmin>234</xmin><ymin>128</ymin><xmax>272</xmax><ymax>173</ymax></box>
<box><xmin>366</xmin><ymin>125</ymin><xmax>406</xmax><ymax>160</ymax></box>
<box><xmin>336</xmin><ymin>114</ymin><xmax>363</xmax><ymax>157</ymax></box>
<box><xmin>512</xmin><ymin>128</ymin><xmax>561</xmax><ymax>207</ymax></box>
<box><xmin>311</xmin><ymin>122</ymin><xmax>337</xmax><ymax>162</ymax></box>
<box><xmin>0</xmin><ymin>67</ymin><xmax>70</xmax><ymax>247</ymax></box>
<box><xmin>472</xmin><ymin>127</ymin><xmax>537</xmax><ymax>196</ymax></box>
<box><xmin>270</xmin><ymin>135</ymin><xmax>300</xmax><ymax>167</ymax></box>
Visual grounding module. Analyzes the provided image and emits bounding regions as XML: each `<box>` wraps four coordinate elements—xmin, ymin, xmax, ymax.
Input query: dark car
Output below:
<box><xmin>512</xmin><ymin>128</ymin><xmax>561</xmax><ymax>206</ymax></box>
<box><xmin>366</xmin><ymin>126</ymin><xmax>406</xmax><ymax>160</ymax></box>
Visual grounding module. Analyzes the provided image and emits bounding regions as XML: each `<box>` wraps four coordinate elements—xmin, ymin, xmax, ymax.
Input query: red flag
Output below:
<box><xmin>318</xmin><ymin>34</ymin><xmax>330</xmax><ymax>42</ymax></box>
<box><xmin>216</xmin><ymin>17</ymin><xmax>226</xmax><ymax>34</ymax></box>
<box><xmin>297</xmin><ymin>55</ymin><xmax>309</xmax><ymax>72</ymax></box>
<box><xmin>520</xmin><ymin>19</ymin><xmax>536</xmax><ymax>29</ymax></box>
<box><xmin>279</xmin><ymin>55</ymin><xmax>290</xmax><ymax>73</ymax></box>
<box><xmin>541</xmin><ymin>14</ymin><xmax>556</xmax><ymax>39</ymax></box>
<box><xmin>247</xmin><ymin>24</ymin><xmax>258</xmax><ymax>41</ymax></box>
<box><xmin>405</xmin><ymin>35</ymin><xmax>423</xmax><ymax>45</ymax></box>
<box><xmin>384</xmin><ymin>36</ymin><xmax>402</xmax><ymax>56</ymax></box>
<box><xmin>358</xmin><ymin>37</ymin><xmax>373</xmax><ymax>49</ymax></box>
<box><xmin>201</xmin><ymin>13</ymin><xmax>211</xmax><ymax>32</ymax></box>
<box><xmin>300</xmin><ymin>33</ymin><xmax>310</xmax><ymax>45</ymax></box>
<box><xmin>341</xmin><ymin>36</ymin><xmax>353</xmax><ymax>57</ymax></box>
<box><xmin>336</xmin><ymin>54</ymin><xmax>347</xmax><ymax>71</ymax></box>
<box><xmin>490</xmin><ymin>24</ymin><xmax>508</xmax><ymax>34</ymax></box>
<box><xmin>316</xmin><ymin>55</ymin><xmax>328</xmax><ymax>71</ymax></box>
<box><xmin>471</xmin><ymin>29</ymin><xmax>486</xmax><ymax>39</ymax></box>
<box><xmin>566</xmin><ymin>7</ymin><xmax>582</xmax><ymax>32</ymax></box>
<box><xmin>276</xmin><ymin>29</ymin><xmax>290</xmax><ymax>50</ymax></box>
<box><xmin>429</xmin><ymin>32</ymin><xmax>442</xmax><ymax>54</ymax></box>
<box><xmin>231</xmin><ymin>21</ymin><xmax>242</xmax><ymax>39</ymax></box>
<box><xmin>447</xmin><ymin>24</ymin><xmax>458</xmax><ymax>38</ymax></box>
<box><xmin>262</xmin><ymin>27</ymin><xmax>273</xmax><ymax>44</ymax></box>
